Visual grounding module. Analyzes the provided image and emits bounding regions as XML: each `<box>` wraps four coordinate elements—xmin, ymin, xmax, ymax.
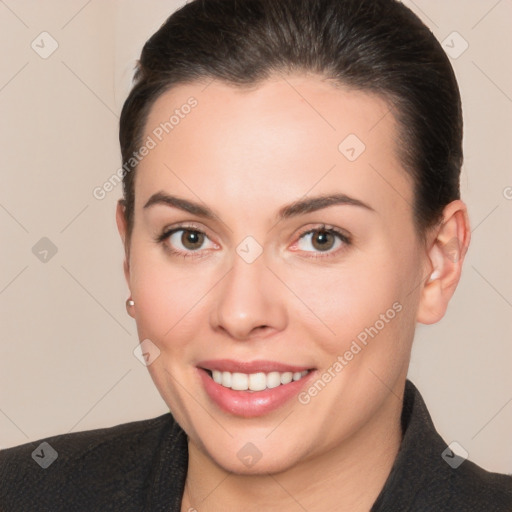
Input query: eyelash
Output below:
<box><xmin>155</xmin><ymin>223</ymin><xmax>352</xmax><ymax>260</ymax></box>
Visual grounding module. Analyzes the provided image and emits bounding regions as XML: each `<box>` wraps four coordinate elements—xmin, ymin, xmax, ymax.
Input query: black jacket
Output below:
<box><xmin>1</xmin><ymin>379</ymin><xmax>511</xmax><ymax>511</ymax></box>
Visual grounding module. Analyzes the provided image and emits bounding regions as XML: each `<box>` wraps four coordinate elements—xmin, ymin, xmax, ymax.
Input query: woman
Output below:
<box><xmin>1</xmin><ymin>0</ymin><xmax>511</xmax><ymax>510</ymax></box>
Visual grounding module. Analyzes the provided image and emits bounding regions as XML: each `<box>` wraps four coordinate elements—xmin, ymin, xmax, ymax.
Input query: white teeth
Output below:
<box><xmin>221</xmin><ymin>371</ymin><xmax>232</xmax><ymax>387</ymax></box>
<box><xmin>208</xmin><ymin>369</ymin><xmax>310</xmax><ymax>391</ymax></box>
<box><xmin>231</xmin><ymin>372</ymin><xmax>249</xmax><ymax>390</ymax></box>
<box><xmin>248</xmin><ymin>372</ymin><xmax>267</xmax><ymax>391</ymax></box>
<box><xmin>267</xmin><ymin>372</ymin><xmax>281</xmax><ymax>389</ymax></box>
<box><xmin>280</xmin><ymin>372</ymin><xmax>293</xmax><ymax>384</ymax></box>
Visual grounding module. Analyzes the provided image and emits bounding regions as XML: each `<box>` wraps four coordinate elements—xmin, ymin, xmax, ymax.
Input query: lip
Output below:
<box><xmin>196</xmin><ymin>359</ymin><xmax>313</xmax><ymax>373</ymax></box>
<box><xmin>196</xmin><ymin>364</ymin><xmax>316</xmax><ymax>418</ymax></box>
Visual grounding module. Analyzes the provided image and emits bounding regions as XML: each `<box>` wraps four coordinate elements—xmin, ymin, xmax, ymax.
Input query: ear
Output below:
<box><xmin>115</xmin><ymin>200</ymin><xmax>131</xmax><ymax>287</ymax></box>
<box><xmin>416</xmin><ymin>199</ymin><xmax>471</xmax><ymax>325</ymax></box>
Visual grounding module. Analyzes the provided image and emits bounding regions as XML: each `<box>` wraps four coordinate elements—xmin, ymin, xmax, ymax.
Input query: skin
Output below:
<box><xmin>116</xmin><ymin>73</ymin><xmax>470</xmax><ymax>511</ymax></box>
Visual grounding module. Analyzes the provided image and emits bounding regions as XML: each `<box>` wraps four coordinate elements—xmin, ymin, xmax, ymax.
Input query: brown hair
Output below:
<box><xmin>119</xmin><ymin>0</ymin><xmax>462</xmax><ymax>247</ymax></box>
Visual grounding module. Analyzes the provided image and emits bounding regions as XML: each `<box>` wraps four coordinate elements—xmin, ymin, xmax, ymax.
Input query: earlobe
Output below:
<box><xmin>416</xmin><ymin>200</ymin><xmax>471</xmax><ymax>325</ymax></box>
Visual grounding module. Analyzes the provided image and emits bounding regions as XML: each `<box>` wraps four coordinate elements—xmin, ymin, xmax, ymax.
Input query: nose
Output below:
<box><xmin>210</xmin><ymin>252</ymin><xmax>288</xmax><ymax>341</ymax></box>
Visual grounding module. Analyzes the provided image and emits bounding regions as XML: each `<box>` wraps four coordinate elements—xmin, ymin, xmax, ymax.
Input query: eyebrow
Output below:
<box><xmin>143</xmin><ymin>191</ymin><xmax>375</xmax><ymax>220</ymax></box>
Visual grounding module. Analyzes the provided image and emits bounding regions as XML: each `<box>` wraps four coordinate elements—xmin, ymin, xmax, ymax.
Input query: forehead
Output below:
<box><xmin>135</xmin><ymin>74</ymin><xmax>413</xmax><ymax>220</ymax></box>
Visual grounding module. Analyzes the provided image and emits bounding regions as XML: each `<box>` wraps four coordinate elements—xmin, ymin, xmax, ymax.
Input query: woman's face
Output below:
<box><xmin>118</xmin><ymin>74</ymin><xmax>430</xmax><ymax>474</ymax></box>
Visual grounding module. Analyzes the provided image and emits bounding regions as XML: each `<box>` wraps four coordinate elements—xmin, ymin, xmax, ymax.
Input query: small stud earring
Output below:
<box><xmin>126</xmin><ymin>298</ymin><xmax>135</xmax><ymax>316</ymax></box>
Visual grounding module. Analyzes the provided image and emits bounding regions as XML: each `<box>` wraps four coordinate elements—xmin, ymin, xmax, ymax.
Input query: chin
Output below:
<box><xmin>211</xmin><ymin>450</ymin><xmax>299</xmax><ymax>476</ymax></box>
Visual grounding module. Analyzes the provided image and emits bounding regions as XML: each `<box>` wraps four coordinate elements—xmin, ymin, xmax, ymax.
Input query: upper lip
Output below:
<box><xmin>197</xmin><ymin>359</ymin><xmax>314</xmax><ymax>373</ymax></box>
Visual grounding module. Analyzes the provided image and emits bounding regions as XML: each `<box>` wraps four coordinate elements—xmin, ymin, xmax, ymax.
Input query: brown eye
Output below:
<box><xmin>179</xmin><ymin>229</ymin><xmax>205</xmax><ymax>250</ymax></box>
<box><xmin>157</xmin><ymin>225</ymin><xmax>217</xmax><ymax>260</ymax></box>
<box><xmin>295</xmin><ymin>226</ymin><xmax>349</xmax><ymax>256</ymax></box>
<box><xmin>311</xmin><ymin>229</ymin><xmax>336</xmax><ymax>251</ymax></box>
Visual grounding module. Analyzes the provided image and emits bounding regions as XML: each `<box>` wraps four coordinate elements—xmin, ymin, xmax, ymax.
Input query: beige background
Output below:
<box><xmin>1</xmin><ymin>0</ymin><xmax>511</xmax><ymax>474</ymax></box>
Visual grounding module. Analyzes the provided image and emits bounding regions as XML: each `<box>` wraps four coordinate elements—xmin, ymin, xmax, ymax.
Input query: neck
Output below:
<box><xmin>181</xmin><ymin>388</ymin><xmax>403</xmax><ymax>512</ymax></box>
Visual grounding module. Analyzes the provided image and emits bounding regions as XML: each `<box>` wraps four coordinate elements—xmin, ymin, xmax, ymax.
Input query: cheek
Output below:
<box><xmin>284</xmin><ymin>242</ymin><xmax>420</xmax><ymax>377</ymax></box>
<box><xmin>128</xmin><ymin>244</ymin><xmax>213</xmax><ymax>344</ymax></box>
<box><xmin>286</xmin><ymin>258</ymin><xmax>403</xmax><ymax>345</ymax></box>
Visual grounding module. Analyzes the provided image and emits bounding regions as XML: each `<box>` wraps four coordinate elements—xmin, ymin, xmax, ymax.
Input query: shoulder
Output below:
<box><xmin>0</xmin><ymin>413</ymin><xmax>179</xmax><ymax>512</ymax></box>
<box><xmin>380</xmin><ymin>435</ymin><xmax>512</xmax><ymax>511</ymax></box>
<box><xmin>373</xmin><ymin>380</ymin><xmax>512</xmax><ymax>511</ymax></box>
<box><xmin>407</xmin><ymin>381</ymin><xmax>512</xmax><ymax>511</ymax></box>
<box><xmin>443</xmin><ymin>457</ymin><xmax>512</xmax><ymax>511</ymax></box>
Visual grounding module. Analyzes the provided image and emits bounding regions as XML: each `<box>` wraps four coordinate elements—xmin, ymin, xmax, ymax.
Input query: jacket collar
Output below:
<box><xmin>371</xmin><ymin>379</ymin><xmax>451</xmax><ymax>511</ymax></box>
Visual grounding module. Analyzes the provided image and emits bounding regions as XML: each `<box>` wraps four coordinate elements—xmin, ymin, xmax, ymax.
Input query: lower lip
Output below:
<box><xmin>197</xmin><ymin>368</ymin><xmax>316</xmax><ymax>418</ymax></box>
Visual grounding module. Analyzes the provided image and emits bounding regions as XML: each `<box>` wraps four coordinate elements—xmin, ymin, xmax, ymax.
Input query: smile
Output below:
<box><xmin>207</xmin><ymin>369</ymin><xmax>311</xmax><ymax>391</ymax></box>
<box><xmin>196</xmin><ymin>360</ymin><xmax>316</xmax><ymax>417</ymax></box>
